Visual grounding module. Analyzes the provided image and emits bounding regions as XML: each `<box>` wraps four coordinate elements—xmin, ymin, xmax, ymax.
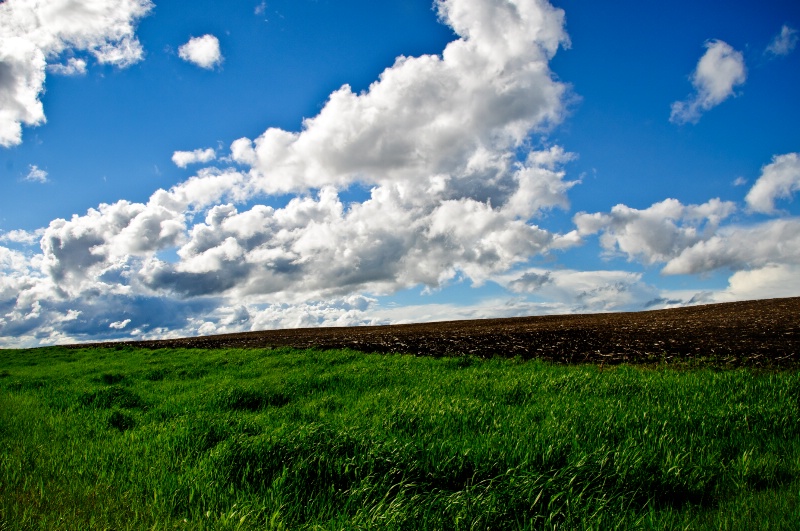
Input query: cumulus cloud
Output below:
<box><xmin>138</xmin><ymin>0</ymin><xmax>576</xmax><ymax>300</ymax></box>
<box><xmin>575</xmin><ymin>182</ymin><xmax>800</xmax><ymax>283</ymax></box>
<box><xmin>24</xmin><ymin>164</ymin><xmax>48</xmax><ymax>183</ymax></box>
<box><xmin>0</xmin><ymin>228</ymin><xmax>44</xmax><ymax>245</ymax></box>
<box><xmin>178</xmin><ymin>34</ymin><xmax>223</xmax><ymax>69</ymax></box>
<box><xmin>745</xmin><ymin>152</ymin><xmax>800</xmax><ymax>214</ymax></box>
<box><xmin>3</xmin><ymin>0</ymin><xmax>797</xmax><ymax>350</ymax></box>
<box><xmin>0</xmin><ymin>0</ymin><xmax>153</xmax><ymax>147</ymax></box>
<box><xmin>766</xmin><ymin>25</ymin><xmax>798</xmax><ymax>57</ymax></box>
<box><xmin>0</xmin><ymin>0</ymin><xmax>583</xmax><ymax>347</ymax></box>
<box><xmin>661</xmin><ymin>218</ymin><xmax>800</xmax><ymax>275</ymax></box>
<box><xmin>172</xmin><ymin>148</ymin><xmax>217</xmax><ymax>168</ymax></box>
<box><xmin>670</xmin><ymin>40</ymin><xmax>746</xmax><ymax>124</ymax></box>
<box><xmin>715</xmin><ymin>264</ymin><xmax>800</xmax><ymax>302</ymax></box>
<box><xmin>574</xmin><ymin>198</ymin><xmax>737</xmax><ymax>265</ymax></box>
<box><xmin>229</xmin><ymin>0</ymin><xmax>570</xmax><ymax>196</ymax></box>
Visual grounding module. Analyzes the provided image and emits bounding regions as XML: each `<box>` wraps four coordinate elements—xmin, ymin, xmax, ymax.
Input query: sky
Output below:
<box><xmin>1</xmin><ymin>0</ymin><xmax>799</xmax><ymax>348</ymax></box>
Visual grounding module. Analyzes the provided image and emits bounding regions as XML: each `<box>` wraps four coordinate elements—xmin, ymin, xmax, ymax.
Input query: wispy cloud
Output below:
<box><xmin>109</xmin><ymin>319</ymin><xmax>131</xmax><ymax>330</ymax></box>
<box><xmin>766</xmin><ymin>25</ymin><xmax>798</xmax><ymax>57</ymax></box>
<box><xmin>24</xmin><ymin>165</ymin><xmax>49</xmax><ymax>183</ymax></box>
<box><xmin>47</xmin><ymin>57</ymin><xmax>88</xmax><ymax>76</ymax></box>
<box><xmin>670</xmin><ymin>40</ymin><xmax>746</xmax><ymax>125</ymax></box>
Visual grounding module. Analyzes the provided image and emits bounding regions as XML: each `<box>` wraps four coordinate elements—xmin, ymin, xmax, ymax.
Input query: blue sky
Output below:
<box><xmin>1</xmin><ymin>0</ymin><xmax>799</xmax><ymax>347</ymax></box>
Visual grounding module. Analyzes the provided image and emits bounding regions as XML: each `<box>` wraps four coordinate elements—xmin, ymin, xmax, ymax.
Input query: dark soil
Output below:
<box><xmin>75</xmin><ymin>297</ymin><xmax>800</xmax><ymax>369</ymax></box>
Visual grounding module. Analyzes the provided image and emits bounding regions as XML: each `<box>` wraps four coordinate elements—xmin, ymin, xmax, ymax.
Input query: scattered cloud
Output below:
<box><xmin>575</xmin><ymin>174</ymin><xmax>800</xmax><ymax>278</ymax></box>
<box><xmin>109</xmin><ymin>319</ymin><xmax>131</xmax><ymax>329</ymax></box>
<box><xmin>24</xmin><ymin>165</ymin><xmax>48</xmax><ymax>183</ymax></box>
<box><xmin>745</xmin><ymin>152</ymin><xmax>800</xmax><ymax>214</ymax></box>
<box><xmin>574</xmin><ymin>198</ymin><xmax>737</xmax><ymax>265</ymax></box>
<box><xmin>0</xmin><ymin>228</ymin><xmax>44</xmax><ymax>245</ymax></box>
<box><xmin>766</xmin><ymin>25</ymin><xmax>798</xmax><ymax>57</ymax></box>
<box><xmin>172</xmin><ymin>148</ymin><xmax>217</xmax><ymax>168</ymax></box>
<box><xmin>501</xmin><ymin>267</ymin><xmax>661</xmax><ymax>313</ymax></box>
<box><xmin>732</xmin><ymin>176</ymin><xmax>747</xmax><ymax>187</ymax></box>
<box><xmin>1</xmin><ymin>0</ymin><xmax>798</xmax><ymax>348</ymax></box>
<box><xmin>47</xmin><ymin>57</ymin><xmax>88</xmax><ymax>76</ymax></box>
<box><xmin>670</xmin><ymin>40</ymin><xmax>746</xmax><ymax>124</ymax></box>
<box><xmin>178</xmin><ymin>34</ymin><xmax>223</xmax><ymax>69</ymax></box>
<box><xmin>0</xmin><ymin>0</ymin><xmax>153</xmax><ymax>147</ymax></box>
<box><xmin>660</xmin><ymin>218</ymin><xmax>800</xmax><ymax>275</ymax></box>
<box><xmin>0</xmin><ymin>0</ymin><xmax>579</xmax><ymax>346</ymax></box>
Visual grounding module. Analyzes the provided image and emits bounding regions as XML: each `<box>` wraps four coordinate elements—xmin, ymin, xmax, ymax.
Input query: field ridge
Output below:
<box><xmin>71</xmin><ymin>296</ymin><xmax>800</xmax><ymax>369</ymax></box>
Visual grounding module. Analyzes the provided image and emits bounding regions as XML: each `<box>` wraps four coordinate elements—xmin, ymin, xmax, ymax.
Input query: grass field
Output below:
<box><xmin>1</xmin><ymin>346</ymin><xmax>799</xmax><ymax>529</ymax></box>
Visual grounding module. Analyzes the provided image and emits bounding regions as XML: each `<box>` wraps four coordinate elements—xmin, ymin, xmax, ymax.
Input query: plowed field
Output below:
<box><xmin>75</xmin><ymin>297</ymin><xmax>800</xmax><ymax>369</ymax></box>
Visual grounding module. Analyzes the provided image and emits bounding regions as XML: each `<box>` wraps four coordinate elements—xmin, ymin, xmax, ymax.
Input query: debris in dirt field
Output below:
<box><xmin>72</xmin><ymin>297</ymin><xmax>800</xmax><ymax>370</ymax></box>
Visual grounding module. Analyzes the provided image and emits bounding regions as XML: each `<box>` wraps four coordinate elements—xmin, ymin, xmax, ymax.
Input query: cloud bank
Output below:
<box><xmin>0</xmin><ymin>0</ymin><xmax>153</xmax><ymax>146</ymax></box>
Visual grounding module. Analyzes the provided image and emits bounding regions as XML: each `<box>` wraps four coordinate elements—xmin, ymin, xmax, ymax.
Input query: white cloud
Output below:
<box><xmin>172</xmin><ymin>148</ymin><xmax>217</xmax><ymax>168</ymax></box>
<box><xmin>230</xmin><ymin>0</ymin><xmax>569</xmax><ymax>195</ymax></box>
<box><xmin>745</xmin><ymin>152</ymin><xmax>800</xmax><ymax>214</ymax></box>
<box><xmin>573</xmin><ymin>152</ymin><xmax>800</xmax><ymax>282</ymax></box>
<box><xmin>574</xmin><ymin>198</ymin><xmax>736</xmax><ymax>265</ymax></box>
<box><xmin>178</xmin><ymin>34</ymin><xmax>223</xmax><ymax>69</ymax></box>
<box><xmin>0</xmin><ymin>228</ymin><xmax>44</xmax><ymax>245</ymax></box>
<box><xmin>0</xmin><ymin>0</ymin><xmax>153</xmax><ymax>147</ymax></box>
<box><xmin>500</xmin><ymin>267</ymin><xmax>661</xmax><ymax>313</ymax></box>
<box><xmin>47</xmin><ymin>57</ymin><xmax>87</xmax><ymax>76</ymax></box>
<box><xmin>575</xmin><ymin>187</ymin><xmax>800</xmax><ymax>279</ymax></box>
<box><xmin>3</xmin><ymin>0</ymin><xmax>798</xmax><ymax>350</ymax></box>
<box><xmin>249</xmin><ymin>296</ymin><xmax>381</xmax><ymax>331</ymax></box>
<box><xmin>715</xmin><ymin>264</ymin><xmax>800</xmax><ymax>302</ymax></box>
<box><xmin>23</xmin><ymin>164</ymin><xmax>48</xmax><ymax>183</ymax></box>
<box><xmin>0</xmin><ymin>0</ymin><xmax>582</xmax><ymax>347</ymax></box>
<box><xmin>766</xmin><ymin>25</ymin><xmax>798</xmax><ymax>57</ymax></box>
<box><xmin>661</xmin><ymin>218</ymin><xmax>800</xmax><ymax>275</ymax></box>
<box><xmin>670</xmin><ymin>40</ymin><xmax>746</xmax><ymax>125</ymax></box>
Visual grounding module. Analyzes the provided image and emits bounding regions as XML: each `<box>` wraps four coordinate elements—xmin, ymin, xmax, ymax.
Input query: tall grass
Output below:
<box><xmin>1</xmin><ymin>346</ymin><xmax>798</xmax><ymax>529</ymax></box>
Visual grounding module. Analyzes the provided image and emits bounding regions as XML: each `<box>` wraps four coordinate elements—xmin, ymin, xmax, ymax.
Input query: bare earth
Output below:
<box><xmin>75</xmin><ymin>297</ymin><xmax>800</xmax><ymax>369</ymax></box>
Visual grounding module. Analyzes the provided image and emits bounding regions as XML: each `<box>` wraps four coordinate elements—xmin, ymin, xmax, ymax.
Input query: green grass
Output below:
<box><xmin>1</xmin><ymin>346</ymin><xmax>798</xmax><ymax>529</ymax></box>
